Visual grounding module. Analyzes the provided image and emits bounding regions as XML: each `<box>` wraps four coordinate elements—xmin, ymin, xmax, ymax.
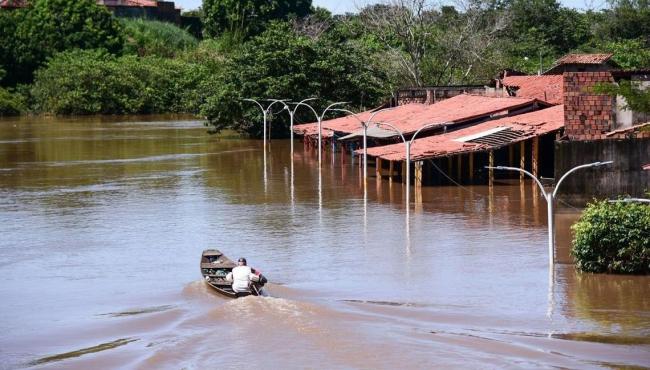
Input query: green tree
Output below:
<box><xmin>575</xmin><ymin>37</ymin><xmax>650</xmax><ymax>70</ymax></box>
<box><xmin>2</xmin><ymin>0</ymin><xmax>123</xmax><ymax>86</ymax></box>
<box><xmin>202</xmin><ymin>0</ymin><xmax>312</xmax><ymax>38</ymax></box>
<box><xmin>498</xmin><ymin>0</ymin><xmax>589</xmax><ymax>73</ymax></box>
<box><xmin>600</xmin><ymin>0</ymin><xmax>650</xmax><ymax>43</ymax></box>
<box><xmin>0</xmin><ymin>87</ymin><xmax>26</xmax><ymax>116</ymax></box>
<box><xmin>200</xmin><ymin>22</ymin><xmax>389</xmax><ymax>136</ymax></box>
<box><xmin>0</xmin><ymin>10</ymin><xmax>18</xmax><ymax>85</ymax></box>
<box><xmin>505</xmin><ymin>0</ymin><xmax>588</xmax><ymax>53</ymax></box>
<box><xmin>604</xmin><ymin>39</ymin><xmax>650</xmax><ymax>69</ymax></box>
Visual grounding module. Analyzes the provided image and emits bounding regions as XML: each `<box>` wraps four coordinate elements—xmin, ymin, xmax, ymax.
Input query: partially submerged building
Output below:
<box><xmin>366</xmin><ymin>105</ymin><xmax>564</xmax><ymax>186</ymax></box>
<box><xmin>293</xmin><ymin>94</ymin><xmax>546</xmax><ymax>144</ymax></box>
<box><xmin>292</xmin><ymin>53</ymin><xmax>648</xmax><ymax>199</ymax></box>
<box><xmin>555</xmin><ymin>69</ymin><xmax>649</xmax><ymax>200</ymax></box>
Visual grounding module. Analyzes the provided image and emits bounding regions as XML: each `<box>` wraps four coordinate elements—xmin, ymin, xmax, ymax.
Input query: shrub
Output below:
<box><xmin>571</xmin><ymin>200</ymin><xmax>650</xmax><ymax>274</ymax></box>
<box><xmin>2</xmin><ymin>0</ymin><xmax>122</xmax><ymax>85</ymax></box>
<box><xmin>32</xmin><ymin>49</ymin><xmax>211</xmax><ymax>115</ymax></box>
<box><xmin>121</xmin><ymin>18</ymin><xmax>198</xmax><ymax>58</ymax></box>
<box><xmin>0</xmin><ymin>87</ymin><xmax>26</xmax><ymax>116</ymax></box>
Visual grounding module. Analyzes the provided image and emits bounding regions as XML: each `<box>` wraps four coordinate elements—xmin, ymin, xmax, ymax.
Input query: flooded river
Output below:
<box><xmin>0</xmin><ymin>116</ymin><xmax>648</xmax><ymax>369</ymax></box>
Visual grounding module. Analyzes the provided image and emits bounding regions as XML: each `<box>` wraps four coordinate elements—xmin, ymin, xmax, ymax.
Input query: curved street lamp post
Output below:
<box><xmin>244</xmin><ymin>98</ymin><xmax>287</xmax><ymax>192</ymax></box>
<box><xmin>330</xmin><ymin>107</ymin><xmax>395</xmax><ymax>183</ymax></box>
<box><xmin>271</xmin><ymin>98</ymin><xmax>318</xmax><ymax>208</ymax></box>
<box><xmin>273</xmin><ymin>98</ymin><xmax>317</xmax><ymax>157</ymax></box>
<box><xmin>376</xmin><ymin>122</ymin><xmax>441</xmax><ymax>209</ymax></box>
<box><xmin>292</xmin><ymin>101</ymin><xmax>349</xmax><ymax>166</ymax></box>
<box><xmin>486</xmin><ymin>161</ymin><xmax>613</xmax><ymax>266</ymax></box>
<box><xmin>243</xmin><ymin>98</ymin><xmax>287</xmax><ymax>151</ymax></box>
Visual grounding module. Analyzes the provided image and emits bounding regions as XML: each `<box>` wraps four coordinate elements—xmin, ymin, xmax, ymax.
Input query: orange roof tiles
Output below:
<box><xmin>502</xmin><ymin>75</ymin><xmax>563</xmax><ymax>105</ymax></box>
<box><xmin>604</xmin><ymin>122</ymin><xmax>650</xmax><ymax>137</ymax></box>
<box><xmin>555</xmin><ymin>53</ymin><xmax>613</xmax><ymax>65</ymax></box>
<box><xmin>363</xmin><ymin>105</ymin><xmax>564</xmax><ymax>161</ymax></box>
<box><xmin>293</xmin><ymin>94</ymin><xmax>538</xmax><ymax>138</ymax></box>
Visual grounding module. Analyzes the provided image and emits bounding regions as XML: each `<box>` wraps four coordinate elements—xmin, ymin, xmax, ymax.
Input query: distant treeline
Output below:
<box><xmin>1</xmin><ymin>0</ymin><xmax>649</xmax><ymax>137</ymax></box>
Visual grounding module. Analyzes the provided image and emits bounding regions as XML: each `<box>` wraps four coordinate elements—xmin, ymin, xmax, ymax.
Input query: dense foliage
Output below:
<box><xmin>200</xmin><ymin>22</ymin><xmax>388</xmax><ymax>136</ymax></box>
<box><xmin>202</xmin><ymin>0</ymin><xmax>312</xmax><ymax>38</ymax></box>
<box><xmin>594</xmin><ymin>80</ymin><xmax>650</xmax><ymax>113</ymax></box>
<box><xmin>0</xmin><ymin>0</ymin><xmax>122</xmax><ymax>85</ymax></box>
<box><xmin>571</xmin><ymin>200</ymin><xmax>650</xmax><ymax>274</ymax></box>
<box><xmin>121</xmin><ymin>18</ymin><xmax>198</xmax><ymax>58</ymax></box>
<box><xmin>1</xmin><ymin>0</ymin><xmax>649</xmax><ymax>134</ymax></box>
<box><xmin>32</xmin><ymin>50</ymin><xmax>208</xmax><ymax>115</ymax></box>
<box><xmin>0</xmin><ymin>87</ymin><xmax>26</xmax><ymax>116</ymax></box>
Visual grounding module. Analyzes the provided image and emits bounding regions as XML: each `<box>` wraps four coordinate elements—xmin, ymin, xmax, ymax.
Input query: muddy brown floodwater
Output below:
<box><xmin>0</xmin><ymin>116</ymin><xmax>648</xmax><ymax>369</ymax></box>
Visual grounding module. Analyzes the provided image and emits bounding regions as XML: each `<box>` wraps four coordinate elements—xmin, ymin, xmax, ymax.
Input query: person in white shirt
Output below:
<box><xmin>226</xmin><ymin>257</ymin><xmax>256</xmax><ymax>293</ymax></box>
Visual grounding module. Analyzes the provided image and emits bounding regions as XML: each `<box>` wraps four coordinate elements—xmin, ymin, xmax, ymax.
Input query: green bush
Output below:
<box><xmin>201</xmin><ymin>22</ymin><xmax>389</xmax><ymax>137</ymax></box>
<box><xmin>571</xmin><ymin>200</ymin><xmax>650</xmax><ymax>274</ymax></box>
<box><xmin>121</xmin><ymin>18</ymin><xmax>198</xmax><ymax>58</ymax></box>
<box><xmin>0</xmin><ymin>87</ymin><xmax>26</xmax><ymax>116</ymax></box>
<box><xmin>1</xmin><ymin>0</ymin><xmax>122</xmax><ymax>86</ymax></box>
<box><xmin>32</xmin><ymin>49</ymin><xmax>210</xmax><ymax>115</ymax></box>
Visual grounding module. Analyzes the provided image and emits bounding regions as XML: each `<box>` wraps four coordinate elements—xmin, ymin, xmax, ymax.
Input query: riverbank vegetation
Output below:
<box><xmin>572</xmin><ymin>200</ymin><xmax>650</xmax><ymax>274</ymax></box>
<box><xmin>0</xmin><ymin>0</ymin><xmax>649</xmax><ymax>134</ymax></box>
<box><xmin>31</xmin><ymin>49</ymin><xmax>209</xmax><ymax>115</ymax></box>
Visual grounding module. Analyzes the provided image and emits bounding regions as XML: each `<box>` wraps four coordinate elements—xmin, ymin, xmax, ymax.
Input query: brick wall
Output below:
<box><xmin>563</xmin><ymin>72</ymin><xmax>616</xmax><ymax>140</ymax></box>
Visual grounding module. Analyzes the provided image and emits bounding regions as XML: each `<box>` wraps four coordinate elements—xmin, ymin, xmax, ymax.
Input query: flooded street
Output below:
<box><xmin>0</xmin><ymin>116</ymin><xmax>648</xmax><ymax>369</ymax></box>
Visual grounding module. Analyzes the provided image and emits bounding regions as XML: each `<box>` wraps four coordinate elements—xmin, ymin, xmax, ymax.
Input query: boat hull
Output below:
<box><xmin>200</xmin><ymin>249</ymin><xmax>265</xmax><ymax>298</ymax></box>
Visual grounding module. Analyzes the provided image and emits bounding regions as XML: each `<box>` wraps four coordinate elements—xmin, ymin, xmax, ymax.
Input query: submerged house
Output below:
<box><xmin>294</xmin><ymin>53</ymin><xmax>648</xmax><ymax>197</ymax></box>
<box><xmin>555</xmin><ymin>69</ymin><xmax>650</xmax><ymax>200</ymax></box>
<box><xmin>294</xmin><ymin>93</ymin><xmax>553</xmax><ymax>186</ymax></box>
<box><xmin>293</xmin><ymin>94</ymin><xmax>546</xmax><ymax>144</ymax></box>
<box><xmin>365</xmin><ymin>105</ymin><xmax>564</xmax><ymax>187</ymax></box>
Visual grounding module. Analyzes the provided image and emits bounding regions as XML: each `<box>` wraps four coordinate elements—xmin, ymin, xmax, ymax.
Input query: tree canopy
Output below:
<box><xmin>1</xmin><ymin>0</ymin><xmax>649</xmax><ymax>126</ymax></box>
<box><xmin>200</xmin><ymin>22</ymin><xmax>388</xmax><ymax>136</ymax></box>
<box><xmin>202</xmin><ymin>0</ymin><xmax>312</xmax><ymax>39</ymax></box>
<box><xmin>0</xmin><ymin>0</ymin><xmax>123</xmax><ymax>85</ymax></box>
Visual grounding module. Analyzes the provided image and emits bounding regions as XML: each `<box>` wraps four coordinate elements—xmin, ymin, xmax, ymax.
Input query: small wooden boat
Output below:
<box><xmin>200</xmin><ymin>249</ymin><xmax>267</xmax><ymax>298</ymax></box>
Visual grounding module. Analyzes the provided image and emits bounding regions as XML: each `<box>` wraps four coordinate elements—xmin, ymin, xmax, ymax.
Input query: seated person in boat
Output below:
<box><xmin>226</xmin><ymin>257</ymin><xmax>256</xmax><ymax>293</ymax></box>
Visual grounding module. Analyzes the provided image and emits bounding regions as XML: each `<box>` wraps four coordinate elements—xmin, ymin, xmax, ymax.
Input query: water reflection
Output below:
<box><xmin>1</xmin><ymin>116</ymin><xmax>648</xmax><ymax>369</ymax></box>
<box><xmin>558</xmin><ymin>266</ymin><xmax>650</xmax><ymax>336</ymax></box>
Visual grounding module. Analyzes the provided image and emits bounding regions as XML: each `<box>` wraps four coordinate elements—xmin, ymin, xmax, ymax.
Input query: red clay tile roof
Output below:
<box><xmin>502</xmin><ymin>75</ymin><xmax>563</xmax><ymax>105</ymax></box>
<box><xmin>555</xmin><ymin>53</ymin><xmax>613</xmax><ymax>65</ymax></box>
<box><xmin>363</xmin><ymin>105</ymin><xmax>564</xmax><ymax>161</ymax></box>
<box><xmin>604</xmin><ymin>122</ymin><xmax>650</xmax><ymax>137</ymax></box>
<box><xmin>293</xmin><ymin>94</ymin><xmax>538</xmax><ymax>138</ymax></box>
